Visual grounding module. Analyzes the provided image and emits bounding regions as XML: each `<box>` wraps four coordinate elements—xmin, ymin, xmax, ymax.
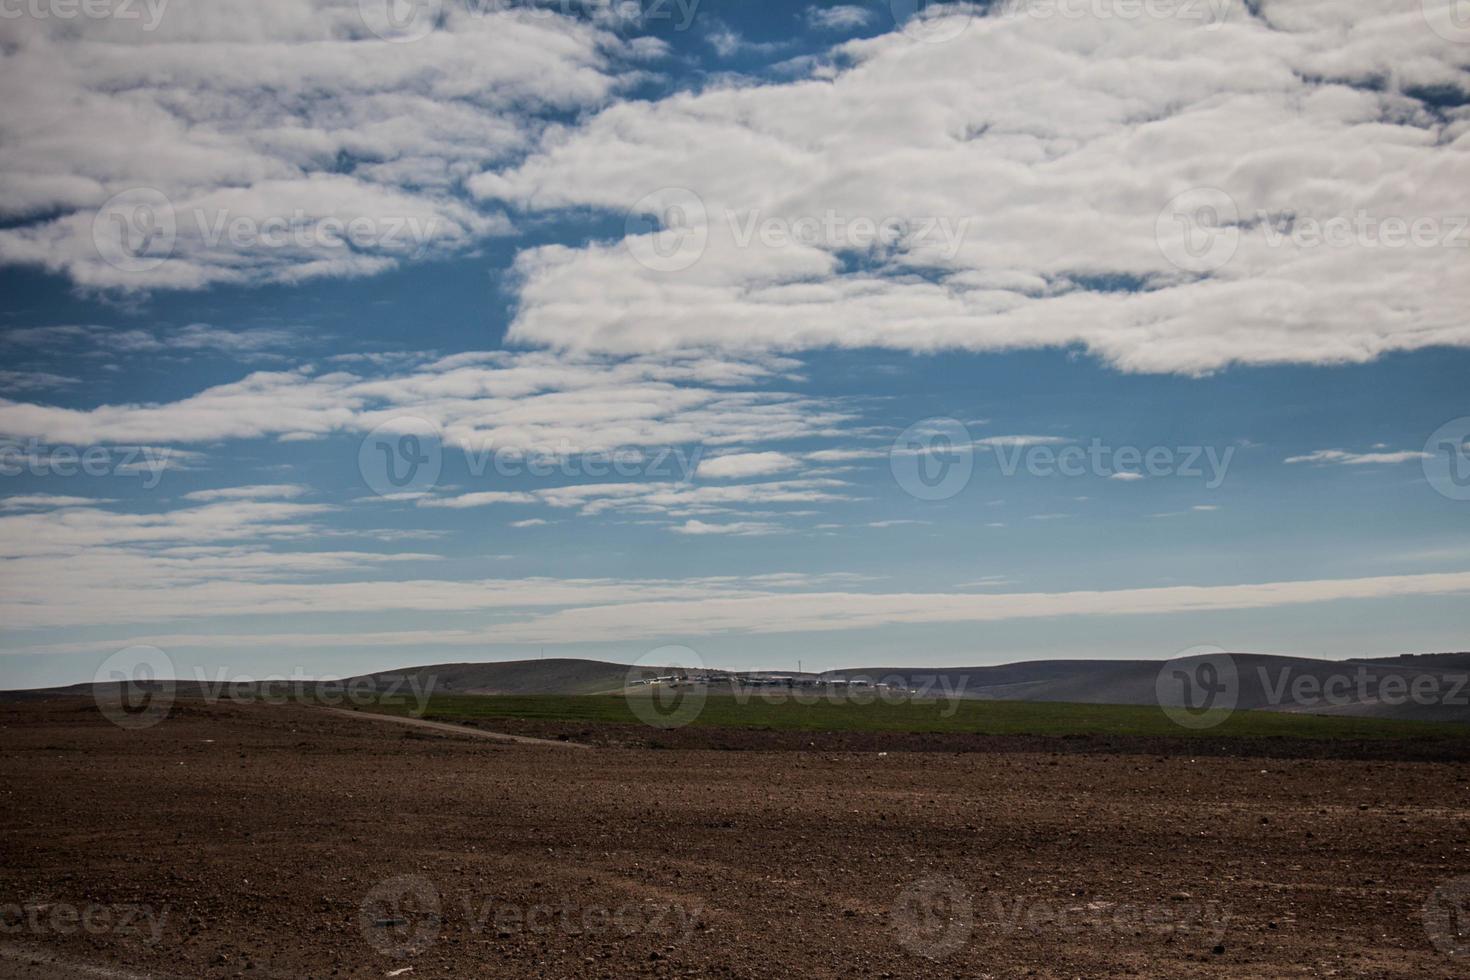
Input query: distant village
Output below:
<box><xmin>628</xmin><ymin>671</ymin><xmax>913</xmax><ymax>695</ymax></box>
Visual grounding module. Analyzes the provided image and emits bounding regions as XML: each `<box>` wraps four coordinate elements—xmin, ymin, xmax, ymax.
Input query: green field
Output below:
<box><xmin>359</xmin><ymin>691</ymin><xmax>1469</xmax><ymax>740</ymax></box>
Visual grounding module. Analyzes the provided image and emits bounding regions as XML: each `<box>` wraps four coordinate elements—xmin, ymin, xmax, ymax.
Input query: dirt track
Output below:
<box><xmin>314</xmin><ymin>705</ymin><xmax>593</xmax><ymax>748</ymax></box>
<box><xmin>2</xmin><ymin>697</ymin><xmax>1469</xmax><ymax>978</ymax></box>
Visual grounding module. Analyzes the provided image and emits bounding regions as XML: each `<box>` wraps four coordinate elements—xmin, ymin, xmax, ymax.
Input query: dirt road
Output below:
<box><xmin>313</xmin><ymin>705</ymin><xmax>592</xmax><ymax>748</ymax></box>
<box><xmin>1</xmin><ymin>697</ymin><xmax>1468</xmax><ymax>978</ymax></box>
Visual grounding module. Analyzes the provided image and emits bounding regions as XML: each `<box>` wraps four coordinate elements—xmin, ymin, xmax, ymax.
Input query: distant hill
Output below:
<box><xmin>347</xmin><ymin>658</ymin><xmax>654</xmax><ymax>697</ymax></box>
<box><xmin>1349</xmin><ymin>652</ymin><xmax>1470</xmax><ymax>669</ymax></box>
<box><xmin>825</xmin><ymin>654</ymin><xmax>1470</xmax><ymax>723</ymax></box>
<box><xmin>6</xmin><ymin>654</ymin><xmax>1468</xmax><ymax>724</ymax></box>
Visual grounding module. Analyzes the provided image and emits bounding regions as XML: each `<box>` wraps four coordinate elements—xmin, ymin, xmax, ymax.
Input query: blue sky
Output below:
<box><xmin>1</xmin><ymin>0</ymin><xmax>1468</xmax><ymax>688</ymax></box>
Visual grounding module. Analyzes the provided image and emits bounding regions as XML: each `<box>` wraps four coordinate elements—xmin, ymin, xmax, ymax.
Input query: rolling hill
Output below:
<box><xmin>6</xmin><ymin>653</ymin><xmax>1468</xmax><ymax>724</ymax></box>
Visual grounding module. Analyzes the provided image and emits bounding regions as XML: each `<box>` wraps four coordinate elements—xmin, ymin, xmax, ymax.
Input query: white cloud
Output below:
<box><xmin>423</xmin><ymin>476</ymin><xmax>855</xmax><ymax>518</ymax></box>
<box><xmin>473</xmin><ymin>0</ymin><xmax>1470</xmax><ymax>375</ymax></box>
<box><xmin>19</xmin><ymin>568</ymin><xmax>1470</xmax><ymax>651</ymax></box>
<box><xmin>0</xmin><ymin>494</ymin><xmax>116</xmax><ymax>510</ymax></box>
<box><xmin>806</xmin><ymin>6</ymin><xmax>878</xmax><ymax>30</ymax></box>
<box><xmin>1109</xmin><ymin>471</ymin><xmax>1145</xmax><ymax>481</ymax></box>
<box><xmin>0</xmin><ymin>0</ymin><xmax>645</xmax><ymax>289</ymax></box>
<box><xmin>182</xmin><ymin>484</ymin><xmax>309</xmax><ymax>502</ymax></box>
<box><xmin>0</xmin><ymin>370</ymin><xmax>79</xmax><ymax>391</ymax></box>
<box><xmin>696</xmin><ymin>451</ymin><xmax>802</xmax><ymax>479</ymax></box>
<box><xmin>671</xmin><ymin>519</ymin><xmax>787</xmax><ymax>535</ymax></box>
<box><xmin>0</xmin><ymin>350</ymin><xmax>851</xmax><ymax>453</ymax></box>
<box><xmin>1284</xmin><ymin>448</ymin><xmax>1433</xmax><ymax>465</ymax></box>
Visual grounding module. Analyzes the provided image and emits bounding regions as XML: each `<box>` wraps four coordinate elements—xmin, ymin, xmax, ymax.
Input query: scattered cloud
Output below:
<box><xmin>0</xmin><ymin>351</ymin><xmax>851</xmax><ymax>453</ymax></box>
<box><xmin>805</xmin><ymin>5</ymin><xmax>878</xmax><ymax>30</ymax></box>
<box><xmin>696</xmin><ymin>451</ymin><xmax>802</xmax><ymax>479</ymax></box>
<box><xmin>1284</xmin><ymin>448</ymin><xmax>1432</xmax><ymax>466</ymax></box>
<box><xmin>671</xmin><ymin>519</ymin><xmax>788</xmax><ymax>536</ymax></box>
<box><xmin>182</xmin><ymin>484</ymin><xmax>309</xmax><ymax>502</ymax></box>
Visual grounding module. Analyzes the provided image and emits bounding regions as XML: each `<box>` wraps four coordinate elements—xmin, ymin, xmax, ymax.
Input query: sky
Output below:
<box><xmin>1</xmin><ymin>0</ymin><xmax>1468</xmax><ymax>688</ymax></box>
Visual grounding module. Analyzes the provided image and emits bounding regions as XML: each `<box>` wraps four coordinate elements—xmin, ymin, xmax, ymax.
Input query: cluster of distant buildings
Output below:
<box><xmin>628</xmin><ymin>672</ymin><xmax>909</xmax><ymax>694</ymax></box>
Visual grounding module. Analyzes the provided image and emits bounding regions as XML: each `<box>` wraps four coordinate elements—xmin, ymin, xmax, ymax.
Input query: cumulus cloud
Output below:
<box><xmin>473</xmin><ymin>0</ymin><xmax>1470</xmax><ymax>375</ymax></box>
<box><xmin>0</xmin><ymin>0</ymin><xmax>646</xmax><ymax>289</ymax></box>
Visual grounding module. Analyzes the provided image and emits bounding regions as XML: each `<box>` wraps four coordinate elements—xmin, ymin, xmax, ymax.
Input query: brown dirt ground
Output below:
<box><xmin>1</xmin><ymin>697</ymin><xmax>1469</xmax><ymax>979</ymax></box>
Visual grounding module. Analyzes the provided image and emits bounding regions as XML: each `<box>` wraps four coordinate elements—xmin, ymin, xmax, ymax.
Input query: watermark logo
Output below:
<box><xmin>358</xmin><ymin>416</ymin><xmax>444</xmax><ymax>497</ymax></box>
<box><xmin>0</xmin><ymin>441</ymin><xmax>177</xmax><ymax>489</ymax></box>
<box><xmin>724</xmin><ymin>208</ymin><xmax>972</xmax><ymax>260</ymax></box>
<box><xmin>892</xmin><ymin>878</ymin><xmax>1229</xmax><ymax>960</ymax></box>
<box><xmin>891</xmin><ymin>876</ymin><xmax>974</xmax><ymax>960</ymax></box>
<box><xmin>92</xmin><ymin>645</ymin><xmax>176</xmax><ymax>731</ymax></box>
<box><xmin>1424</xmin><ymin>417</ymin><xmax>1470</xmax><ymax>501</ymax></box>
<box><xmin>728</xmin><ymin>673</ymin><xmax>968</xmax><ymax>714</ymax></box>
<box><xmin>359</xmin><ymin>875</ymin><xmax>701</xmax><ymax>954</ymax></box>
<box><xmin>890</xmin><ymin>0</ymin><xmax>971</xmax><ymax>42</ymax></box>
<box><xmin>988</xmin><ymin>892</ymin><xmax>1229</xmax><ymax>944</ymax></box>
<box><xmin>94</xmin><ymin>188</ymin><xmax>446</xmax><ymax>273</ymax></box>
<box><xmin>626</xmin><ymin>187</ymin><xmax>708</xmax><ymax>273</ymax></box>
<box><xmin>359</xmin><ymin>0</ymin><xmax>442</xmax><ymax>42</ymax></box>
<box><xmin>0</xmin><ymin>0</ymin><xmax>169</xmax><ymax>29</ymax></box>
<box><xmin>1422</xmin><ymin>0</ymin><xmax>1470</xmax><ymax>44</ymax></box>
<box><xmin>1156</xmin><ymin>187</ymin><xmax>1239</xmax><ymax>274</ymax></box>
<box><xmin>992</xmin><ymin>437</ymin><xmax>1234</xmax><ymax>487</ymax></box>
<box><xmin>624</xmin><ymin>645</ymin><xmax>708</xmax><ymax>729</ymax></box>
<box><xmin>1257</xmin><ymin>211</ymin><xmax>1468</xmax><ymax>251</ymax></box>
<box><xmin>997</xmin><ymin>0</ymin><xmax>1232</xmax><ymax>28</ymax></box>
<box><xmin>92</xmin><ymin>188</ymin><xmax>177</xmax><ymax>274</ymax></box>
<box><xmin>1154</xmin><ymin>645</ymin><xmax>1238</xmax><ymax>730</ymax></box>
<box><xmin>360</xmin><ymin>875</ymin><xmax>443</xmax><ymax>958</ymax></box>
<box><xmin>890</xmin><ymin>418</ymin><xmax>975</xmax><ymax>501</ymax></box>
<box><xmin>0</xmin><ymin>900</ymin><xmax>169</xmax><ymax>944</ymax></box>
<box><xmin>1425</xmin><ymin>875</ymin><xmax>1470</xmax><ymax>960</ymax></box>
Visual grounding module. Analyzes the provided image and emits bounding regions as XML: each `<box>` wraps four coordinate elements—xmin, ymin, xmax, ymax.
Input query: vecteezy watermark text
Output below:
<box><xmin>358</xmin><ymin>0</ymin><xmax>701</xmax><ymax>43</ymax></box>
<box><xmin>93</xmin><ymin>188</ymin><xmax>445</xmax><ymax>273</ymax></box>
<box><xmin>0</xmin><ymin>0</ymin><xmax>167</xmax><ymax>28</ymax></box>
<box><xmin>997</xmin><ymin>0</ymin><xmax>1234</xmax><ymax>28</ymax></box>
<box><xmin>623</xmin><ymin>645</ymin><xmax>972</xmax><ymax>730</ymax></box>
<box><xmin>358</xmin><ymin>416</ymin><xmax>703</xmax><ymax>497</ymax></box>
<box><xmin>92</xmin><ymin>645</ymin><xmax>437</xmax><ymax>731</ymax></box>
<box><xmin>991</xmin><ymin>438</ymin><xmax>1234</xmax><ymax>487</ymax></box>
<box><xmin>889</xmin><ymin>417</ymin><xmax>1235</xmax><ymax>501</ymax></box>
<box><xmin>890</xmin><ymin>876</ymin><xmax>1229</xmax><ymax>962</ymax></box>
<box><xmin>0</xmin><ymin>440</ymin><xmax>175</xmax><ymax>488</ymax></box>
<box><xmin>360</xmin><ymin>874</ymin><xmax>702</xmax><ymax>959</ymax></box>
<box><xmin>1155</xmin><ymin>648</ymin><xmax>1470</xmax><ymax>730</ymax></box>
<box><xmin>724</xmin><ymin>208</ymin><xmax>972</xmax><ymax>260</ymax></box>
<box><xmin>1157</xmin><ymin>187</ymin><xmax>1469</xmax><ymax>274</ymax></box>
<box><xmin>0</xmin><ymin>900</ymin><xmax>169</xmax><ymax>945</ymax></box>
